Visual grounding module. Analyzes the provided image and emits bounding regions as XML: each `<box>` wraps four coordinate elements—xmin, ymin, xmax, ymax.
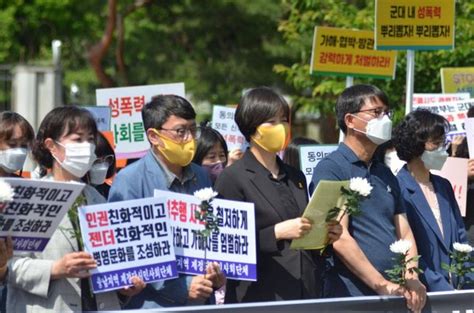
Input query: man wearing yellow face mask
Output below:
<box><xmin>109</xmin><ymin>95</ymin><xmax>225</xmax><ymax>309</ymax></box>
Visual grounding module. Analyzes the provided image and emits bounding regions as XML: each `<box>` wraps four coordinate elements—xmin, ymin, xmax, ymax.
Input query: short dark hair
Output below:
<box><xmin>32</xmin><ymin>106</ymin><xmax>98</xmax><ymax>170</ymax></box>
<box><xmin>283</xmin><ymin>137</ymin><xmax>319</xmax><ymax>169</ymax></box>
<box><xmin>193</xmin><ymin>125</ymin><xmax>228</xmax><ymax>165</ymax></box>
<box><xmin>95</xmin><ymin>132</ymin><xmax>116</xmax><ymax>179</ymax></box>
<box><xmin>336</xmin><ymin>84</ymin><xmax>389</xmax><ymax>134</ymax></box>
<box><xmin>0</xmin><ymin>111</ymin><xmax>34</xmax><ymax>147</ymax></box>
<box><xmin>392</xmin><ymin>109</ymin><xmax>449</xmax><ymax>162</ymax></box>
<box><xmin>142</xmin><ymin>95</ymin><xmax>196</xmax><ymax>131</ymax></box>
<box><xmin>235</xmin><ymin>87</ymin><xmax>290</xmax><ymax>142</ymax></box>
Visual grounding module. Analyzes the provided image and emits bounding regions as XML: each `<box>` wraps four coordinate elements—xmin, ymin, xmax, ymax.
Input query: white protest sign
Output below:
<box><xmin>299</xmin><ymin>145</ymin><xmax>338</xmax><ymax>188</ymax></box>
<box><xmin>464</xmin><ymin>118</ymin><xmax>474</xmax><ymax>158</ymax></box>
<box><xmin>154</xmin><ymin>190</ymin><xmax>257</xmax><ymax>281</ymax></box>
<box><xmin>433</xmin><ymin>157</ymin><xmax>468</xmax><ymax>216</ymax></box>
<box><xmin>412</xmin><ymin>93</ymin><xmax>470</xmax><ymax>107</ymax></box>
<box><xmin>211</xmin><ymin>105</ymin><xmax>247</xmax><ymax>151</ymax></box>
<box><xmin>96</xmin><ymin>83</ymin><xmax>185</xmax><ymax>160</ymax></box>
<box><xmin>78</xmin><ymin>197</ymin><xmax>178</xmax><ymax>293</ymax></box>
<box><xmin>415</xmin><ymin>98</ymin><xmax>474</xmax><ymax>139</ymax></box>
<box><xmin>84</xmin><ymin>106</ymin><xmax>111</xmax><ymax>132</ymax></box>
<box><xmin>0</xmin><ymin>178</ymin><xmax>84</xmax><ymax>252</ymax></box>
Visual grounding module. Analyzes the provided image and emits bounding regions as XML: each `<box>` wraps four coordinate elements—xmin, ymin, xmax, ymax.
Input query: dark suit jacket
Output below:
<box><xmin>215</xmin><ymin>150</ymin><xmax>322</xmax><ymax>303</ymax></box>
<box><xmin>397</xmin><ymin>166</ymin><xmax>471</xmax><ymax>291</ymax></box>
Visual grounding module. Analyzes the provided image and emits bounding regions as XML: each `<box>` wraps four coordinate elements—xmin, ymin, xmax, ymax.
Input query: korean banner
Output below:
<box><xmin>441</xmin><ymin>67</ymin><xmax>474</xmax><ymax>97</ymax></box>
<box><xmin>96</xmin><ymin>83</ymin><xmax>185</xmax><ymax>160</ymax></box>
<box><xmin>415</xmin><ymin>98</ymin><xmax>474</xmax><ymax>139</ymax></box>
<box><xmin>375</xmin><ymin>0</ymin><xmax>455</xmax><ymax>50</ymax></box>
<box><xmin>433</xmin><ymin>157</ymin><xmax>468</xmax><ymax>216</ymax></box>
<box><xmin>211</xmin><ymin>105</ymin><xmax>247</xmax><ymax>151</ymax></box>
<box><xmin>0</xmin><ymin>178</ymin><xmax>84</xmax><ymax>252</ymax></box>
<box><xmin>78</xmin><ymin>197</ymin><xmax>178</xmax><ymax>293</ymax></box>
<box><xmin>299</xmin><ymin>145</ymin><xmax>338</xmax><ymax>188</ymax></box>
<box><xmin>310</xmin><ymin>26</ymin><xmax>397</xmax><ymax>79</ymax></box>
<box><xmin>84</xmin><ymin>106</ymin><xmax>111</xmax><ymax>132</ymax></box>
<box><xmin>154</xmin><ymin>190</ymin><xmax>257</xmax><ymax>281</ymax></box>
<box><xmin>412</xmin><ymin>93</ymin><xmax>470</xmax><ymax>108</ymax></box>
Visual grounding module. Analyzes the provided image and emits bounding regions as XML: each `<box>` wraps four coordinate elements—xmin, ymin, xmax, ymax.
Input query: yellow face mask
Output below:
<box><xmin>152</xmin><ymin>129</ymin><xmax>196</xmax><ymax>167</ymax></box>
<box><xmin>251</xmin><ymin>122</ymin><xmax>290</xmax><ymax>153</ymax></box>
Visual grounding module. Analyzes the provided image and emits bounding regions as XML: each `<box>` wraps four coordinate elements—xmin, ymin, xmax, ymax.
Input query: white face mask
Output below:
<box><xmin>89</xmin><ymin>161</ymin><xmax>109</xmax><ymax>185</ymax></box>
<box><xmin>0</xmin><ymin>147</ymin><xmax>28</xmax><ymax>173</ymax></box>
<box><xmin>352</xmin><ymin>114</ymin><xmax>392</xmax><ymax>145</ymax></box>
<box><xmin>384</xmin><ymin>150</ymin><xmax>406</xmax><ymax>175</ymax></box>
<box><xmin>54</xmin><ymin>141</ymin><xmax>97</xmax><ymax>178</ymax></box>
<box><xmin>421</xmin><ymin>146</ymin><xmax>448</xmax><ymax>171</ymax></box>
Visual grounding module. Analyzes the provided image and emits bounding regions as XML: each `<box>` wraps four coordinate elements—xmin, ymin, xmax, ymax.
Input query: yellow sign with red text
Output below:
<box><xmin>310</xmin><ymin>27</ymin><xmax>397</xmax><ymax>79</ymax></box>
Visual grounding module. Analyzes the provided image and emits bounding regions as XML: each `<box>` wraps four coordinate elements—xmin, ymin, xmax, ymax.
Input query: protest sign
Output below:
<box><xmin>79</xmin><ymin>197</ymin><xmax>178</xmax><ymax>293</ymax></box>
<box><xmin>96</xmin><ymin>83</ymin><xmax>185</xmax><ymax>160</ymax></box>
<box><xmin>433</xmin><ymin>157</ymin><xmax>468</xmax><ymax>216</ymax></box>
<box><xmin>310</xmin><ymin>26</ymin><xmax>397</xmax><ymax>79</ymax></box>
<box><xmin>465</xmin><ymin>118</ymin><xmax>474</xmax><ymax>159</ymax></box>
<box><xmin>375</xmin><ymin>0</ymin><xmax>456</xmax><ymax>50</ymax></box>
<box><xmin>211</xmin><ymin>105</ymin><xmax>247</xmax><ymax>151</ymax></box>
<box><xmin>299</xmin><ymin>145</ymin><xmax>338</xmax><ymax>188</ymax></box>
<box><xmin>154</xmin><ymin>190</ymin><xmax>257</xmax><ymax>281</ymax></box>
<box><xmin>412</xmin><ymin>93</ymin><xmax>470</xmax><ymax>107</ymax></box>
<box><xmin>0</xmin><ymin>178</ymin><xmax>84</xmax><ymax>252</ymax></box>
<box><xmin>415</xmin><ymin>98</ymin><xmax>474</xmax><ymax>139</ymax></box>
<box><xmin>84</xmin><ymin>106</ymin><xmax>111</xmax><ymax>132</ymax></box>
<box><xmin>441</xmin><ymin>67</ymin><xmax>474</xmax><ymax>97</ymax></box>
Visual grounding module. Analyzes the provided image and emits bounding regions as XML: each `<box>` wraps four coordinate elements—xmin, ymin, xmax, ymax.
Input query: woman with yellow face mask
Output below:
<box><xmin>215</xmin><ymin>87</ymin><xmax>342</xmax><ymax>303</ymax></box>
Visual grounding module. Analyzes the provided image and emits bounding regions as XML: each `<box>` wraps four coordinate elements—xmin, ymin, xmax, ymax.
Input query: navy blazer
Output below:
<box><xmin>397</xmin><ymin>166</ymin><xmax>470</xmax><ymax>291</ymax></box>
<box><xmin>108</xmin><ymin>150</ymin><xmax>212</xmax><ymax>308</ymax></box>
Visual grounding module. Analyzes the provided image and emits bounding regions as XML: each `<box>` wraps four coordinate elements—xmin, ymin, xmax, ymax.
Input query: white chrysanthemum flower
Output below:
<box><xmin>194</xmin><ymin>188</ymin><xmax>218</xmax><ymax>202</ymax></box>
<box><xmin>349</xmin><ymin>177</ymin><xmax>373</xmax><ymax>197</ymax></box>
<box><xmin>0</xmin><ymin>179</ymin><xmax>14</xmax><ymax>202</ymax></box>
<box><xmin>453</xmin><ymin>242</ymin><xmax>473</xmax><ymax>254</ymax></box>
<box><xmin>390</xmin><ymin>239</ymin><xmax>412</xmax><ymax>254</ymax></box>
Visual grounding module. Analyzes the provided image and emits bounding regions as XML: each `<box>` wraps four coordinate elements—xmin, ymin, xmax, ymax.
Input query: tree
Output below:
<box><xmin>275</xmin><ymin>0</ymin><xmax>474</xmax><ymax>141</ymax></box>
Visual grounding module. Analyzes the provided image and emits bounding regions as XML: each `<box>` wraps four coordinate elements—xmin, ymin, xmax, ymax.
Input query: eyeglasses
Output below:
<box><xmin>94</xmin><ymin>154</ymin><xmax>115</xmax><ymax>166</ymax></box>
<box><xmin>356</xmin><ymin>108</ymin><xmax>393</xmax><ymax>119</ymax></box>
<box><xmin>159</xmin><ymin>125</ymin><xmax>200</xmax><ymax>140</ymax></box>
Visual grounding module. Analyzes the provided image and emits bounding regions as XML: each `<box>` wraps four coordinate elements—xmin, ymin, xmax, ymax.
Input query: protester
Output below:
<box><xmin>453</xmin><ymin>106</ymin><xmax>474</xmax><ymax>246</ymax></box>
<box><xmin>193</xmin><ymin>125</ymin><xmax>229</xmax><ymax>183</ymax></box>
<box><xmin>86</xmin><ymin>132</ymin><xmax>116</xmax><ymax>199</ymax></box>
<box><xmin>0</xmin><ymin>111</ymin><xmax>34</xmax><ymax>177</ymax></box>
<box><xmin>0</xmin><ymin>111</ymin><xmax>34</xmax><ymax>313</ymax></box>
<box><xmin>392</xmin><ymin>109</ymin><xmax>472</xmax><ymax>291</ymax></box>
<box><xmin>6</xmin><ymin>106</ymin><xmax>145</xmax><ymax>313</ymax></box>
<box><xmin>310</xmin><ymin>85</ymin><xmax>426</xmax><ymax>312</ymax></box>
<box><xmin>282</xmin><ymin>137</ymin><xmax>319</xmax><ymax>170</ymax></box>
<box><xmin>215</xmin><ymin>87</ymin><xmax>342</xmax><ymax>303</ymax></box>
<box><xmin>108</xmin><ymin>95</ymin><xmax>226</xmax><ymax>308</ymax></box>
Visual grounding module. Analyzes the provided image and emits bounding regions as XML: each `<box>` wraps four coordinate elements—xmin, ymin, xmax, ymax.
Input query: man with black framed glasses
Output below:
<box><xmin>109</xmin><ymin>95</ymin><xmax>225</xmax><ymax>309</ymax></box>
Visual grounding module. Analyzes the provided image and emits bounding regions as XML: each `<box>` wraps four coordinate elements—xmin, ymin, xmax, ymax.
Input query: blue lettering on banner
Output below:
<box><xmin>7</xmin><ymin>236</ymin><xmax>49</xmax><ymax>251</ymax></box>
<box><xmin>91</xmin><ymin>261</ymin><xmax>178</xmax><ymax>292</ymax></box>
<box><xmin>175</xmin><ymin>255</ymin><xmax>256</xmax><ymax>281</ymax></box>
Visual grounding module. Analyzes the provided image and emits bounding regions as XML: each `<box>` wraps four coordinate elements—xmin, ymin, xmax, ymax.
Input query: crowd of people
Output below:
<box><xmin>0</xmin><ymin>84</ymin><xmax>472</xmax><ymax>312</ymax></box>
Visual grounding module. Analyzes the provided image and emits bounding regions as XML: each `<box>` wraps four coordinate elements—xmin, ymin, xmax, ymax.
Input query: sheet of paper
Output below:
<box><xmin>291</xmin><ymin>180</ymin><xmax>349</xmax><ymax>250</ymax></box>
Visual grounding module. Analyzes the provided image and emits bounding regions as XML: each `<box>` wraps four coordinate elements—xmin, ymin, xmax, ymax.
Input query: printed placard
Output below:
<box><xmin>412</xmin><ymin>93</ymin><xmax>470</xmax><ymax>108</ymax></box>
<box><xmin>310</xmin><ymin>26</ymin><xmax>397</xmax><ymax>79</ymax></box>
<box><xmin>0</xmin><ymin>178</ymin><xmax>84</xmax><ymax>252</ymax></box>
<box><xmin>415</xmin><ymin>98</ymin><xmax>474</xmax><ymax>139</ymax></box>
<box><xmin>84</xmin><ymin>106</ymin><xmax>111</xmax><ymax>132</ymax></box>
<box><xmin>464</xmin><ymin>118</ymin><xmax>474</xmax><ymax>159</ymax></box>
<box><xmin>441</xmin><ymin>67</ymin><xmax>474</xmax><ymax>98</ymax></box>
<box><xmin>433</xmin><ymin>157</ymin><xmax>468</xmax><ymax>216</ymax></box>
<box><xmin>79</xmin><ymin>197</ymin><xmax>178</xmax><ymax>293</ymax></box>
<box><xmin>154</xmin><ymin>190</ymin><xmax>257</xmax><ymax>281</ymax></box>
<box><xmin>299</xmin><ymin>145</ymin><xmax>338</xmax><ymax>188</ymax></box>
<box><xmin>375</xmin><ymin>0</ymin><xmax>456</xmax><ymax>50</ymax></box>
<box><xmin>211</xmin><ymin>105</ymin><xmax>247</xmax><ymax>151</ymax></box>
<box><xmin>96</xmin><ymin>83</ymin><xmax>185</xmax><ymax>160</ymax></box>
